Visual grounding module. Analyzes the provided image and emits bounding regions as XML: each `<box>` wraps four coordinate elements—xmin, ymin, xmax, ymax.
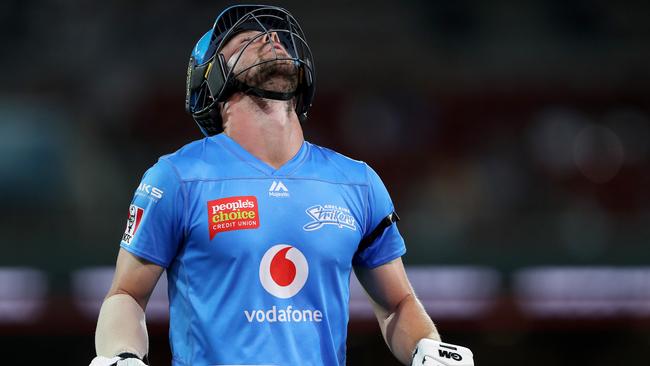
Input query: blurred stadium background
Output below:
<box><xmin>1</xmin><ymin>0</ymin><xmax>650</xmax><ymax>364</ymax></box>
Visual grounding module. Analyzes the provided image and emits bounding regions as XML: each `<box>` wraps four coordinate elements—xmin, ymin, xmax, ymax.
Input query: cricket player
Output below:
<box><xmin>90</xmin><ymin>5</ymin><xmax>474</xmax><ymax>366</ymax></box>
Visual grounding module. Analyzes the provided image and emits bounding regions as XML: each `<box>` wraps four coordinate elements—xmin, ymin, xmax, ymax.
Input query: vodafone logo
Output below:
<box><xmin>247</xmin><ymin>245</ymin><xmax>322</xmax><ymax>323</ymax></box>
<box><xmin>259</xmin><ymin>245</ymin><xmax>308</xmax><ymax>299</ymax></box>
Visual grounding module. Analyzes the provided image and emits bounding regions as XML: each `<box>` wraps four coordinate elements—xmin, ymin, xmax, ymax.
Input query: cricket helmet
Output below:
<box><xmin>185</xmin><ymin>4</ymin><xmax>316</xmax><ymax>136</ymax></box>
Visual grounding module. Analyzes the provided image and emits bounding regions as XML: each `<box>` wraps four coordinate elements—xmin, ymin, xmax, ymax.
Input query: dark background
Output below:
<box><xmin>1</xmin><ymin>0</ymin><xmax>650</xmax><ymax>364</ymax></box>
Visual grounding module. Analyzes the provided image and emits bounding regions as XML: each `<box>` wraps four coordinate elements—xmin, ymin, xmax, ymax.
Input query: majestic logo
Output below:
<box><xmin>259</xmin><ymin>245</ymin><xmax>308</xmax><ymax>298</ymax></box>
<box><xmin>303</xmin><ymin>204</ymin><xmax>356</xmax><ymax>231</ymax></box>
<box><xmin>136</xmin><ymin>182</ymin><xmax>163</xmax><ymax>201</ymax></box>
<box><xmin>207</xmin><ymin>196</ymin><xmax>259</xmax><ymax>240</ymax></box>
<box><xmin>122</xmin><ymin>204</ymin><xmax>144</xmax><ymax>244</ymax></box>
<box><xmin>268</xmin><ymin>180</ymin><xmax>289</xmax><ymax>198</ymax></box>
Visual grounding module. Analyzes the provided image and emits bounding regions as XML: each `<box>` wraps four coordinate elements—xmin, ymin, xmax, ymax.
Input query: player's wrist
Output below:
<box><xmin>411</xmin><ymin>338</ymin><xmax>474</xmax><ymax>366</ymax></box>
<box><xmin>89</xmin><ymin>353</ymin><xmax>148</xmax><ymax>366</ymax></box>
<box><xmin>116</xmin><ymin>352</ymin><xmax>144</xmax><ymax>361</ymax></box>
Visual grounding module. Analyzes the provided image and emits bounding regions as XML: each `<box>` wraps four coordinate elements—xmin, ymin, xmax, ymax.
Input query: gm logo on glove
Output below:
<box><xmin>412</xmin><ymin>338</ymin><xmax>474</xmax><ymax>366</ymax></box>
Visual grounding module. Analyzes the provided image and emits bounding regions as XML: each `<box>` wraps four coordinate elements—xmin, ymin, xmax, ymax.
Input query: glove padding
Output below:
<box><xmin>411</xmin><ymin>338</ymin><xmax>474</xmax><ymax>366</ymax></box>
<box><xmin>89</xmin><ymin>355</ymin><xmax>147</xmax><ymax>366</ymax></box>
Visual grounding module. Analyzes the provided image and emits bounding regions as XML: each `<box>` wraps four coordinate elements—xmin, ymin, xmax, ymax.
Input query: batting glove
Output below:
<box><xmin>411</xmin><ymin>338</ymin><xmax>474</xmax><ymax>366</ymax></box>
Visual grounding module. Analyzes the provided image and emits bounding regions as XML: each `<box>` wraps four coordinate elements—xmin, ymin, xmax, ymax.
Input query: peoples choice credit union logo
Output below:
<box><xmin>259</xmin><ymin>245</ymin><xmax>308</xmax><ymax>298</ymax></box>
<box><xmin>207</xmin><ymin>196</ymin><xmax>259</xmax><ymax>240</ymax></box>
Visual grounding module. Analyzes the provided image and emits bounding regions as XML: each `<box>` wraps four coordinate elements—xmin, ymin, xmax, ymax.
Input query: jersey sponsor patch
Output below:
<box><xmin>259</xmin><ymin>244</ymin><xmax>308</xmax><ymax>298</ymax></box>
<box><xmin>122</xmin><ymin>204</ymin><xmax>144</xmax><ymax>244</ymax></box>
<box><xmin>135</xmin><ymin>182</ymin><xmax>164</xmax><ymax>201</ymax></box>
<box><xmin>208</xmin><ymin>196</ymin><xmax>260</xmax><ymax>239</ymax></box>
<box><xmin>303</xmin><ymin>204</ymin><xmax>356</xmax><ymax>231</ymax></box>
<box><xmin>245</xmin><ymin>245</ymin><xmax>323</xmax><ymax>323</ymax></box>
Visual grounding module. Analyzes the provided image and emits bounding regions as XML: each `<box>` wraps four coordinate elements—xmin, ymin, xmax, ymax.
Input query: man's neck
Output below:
<box><xmin>222</xmin><ymin>95</ymin><xmax>304</xmax><ymax>169</ymax></box>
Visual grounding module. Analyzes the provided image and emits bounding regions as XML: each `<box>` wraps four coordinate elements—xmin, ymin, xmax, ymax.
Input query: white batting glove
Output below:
<box><xmin>411</xmin><ymin>338</ymin><xmax>474</xmax><ymax>366</ymax></box>
<box><xmin>89</xmin><ymin>355</ymin><xmax>147</xmax><ymax>366</ymax></box>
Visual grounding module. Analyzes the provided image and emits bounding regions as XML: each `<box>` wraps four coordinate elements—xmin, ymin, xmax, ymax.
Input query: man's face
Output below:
<box><xmin>220</xmin><ymin>30</ymin><xmax>298</xmax><ymax>94</ymax></box>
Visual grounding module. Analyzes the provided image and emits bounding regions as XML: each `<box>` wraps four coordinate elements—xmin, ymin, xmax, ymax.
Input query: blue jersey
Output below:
<box><xmin>120</xmin><ymin>133</ymin><xmax>406</xmax><ymax>366</ymax></box>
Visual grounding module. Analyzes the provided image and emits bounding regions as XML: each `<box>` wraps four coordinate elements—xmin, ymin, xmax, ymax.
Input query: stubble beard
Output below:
<box><xmin>229</xmin><ymin>46</ymin><xmax>299</xmax><ymax>114</ymax></box>
<box><xmin>247</xmin><ymin>61</ymin><xmax>298</xmax><ymax>114</ymax></box>
<box><xmin>238</xmin><ymin>46</ymin><xmax>299</xmax><ymax>94</ymax></box>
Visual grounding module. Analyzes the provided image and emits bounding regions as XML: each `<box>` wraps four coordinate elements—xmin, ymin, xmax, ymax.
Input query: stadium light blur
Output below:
<box><xmin>514</xmin><ymin>267</ymin><xmax>650</xmax><ymax>317</ymax></box>
<box><xmin>350</xmin><ymin>266</ymin><xmax>501</xmax><ymax>319</ymax></box>
<box><xmin>0</xmin><ymin>268</ymin><xmax>47</xmax><ymax>323</ymax></box>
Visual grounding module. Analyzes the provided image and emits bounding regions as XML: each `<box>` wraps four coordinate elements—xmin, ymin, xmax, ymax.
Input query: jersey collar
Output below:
<box><xmin>213</xmin><ymin>133</ymin><xmax>309</xmax><ymax>176</ymax></box>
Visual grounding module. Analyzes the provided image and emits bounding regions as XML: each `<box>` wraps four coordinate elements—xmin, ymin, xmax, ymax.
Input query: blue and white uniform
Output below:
<box><xmin>120</xmin><ymin>133</ymin><xmax>406</xmax><ymax>366</ymax></box>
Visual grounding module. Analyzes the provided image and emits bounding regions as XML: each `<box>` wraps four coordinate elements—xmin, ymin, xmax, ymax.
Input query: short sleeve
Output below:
<box><xmin>352</xmin><ymin>164</ymin><xmax>406</xmax><ymax>268</ymax></box>
<box><xmin>119</xmin><ymin>158</ymin><xmax>185</xmax><ymax>267</ymax></box>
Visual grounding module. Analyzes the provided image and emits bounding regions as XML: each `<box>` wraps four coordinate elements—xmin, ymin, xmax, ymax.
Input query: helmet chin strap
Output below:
<box><xmin>230</xmin><ymin>78</ymin><xmax>299</xmax><ymax>101</ymax></box>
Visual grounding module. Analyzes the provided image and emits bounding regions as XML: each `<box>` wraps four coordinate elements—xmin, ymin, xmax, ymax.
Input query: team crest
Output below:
<box><xmin>303</xmin><ymin>204</ymin><xmax>356</xmax><ymax>231</ymax></box>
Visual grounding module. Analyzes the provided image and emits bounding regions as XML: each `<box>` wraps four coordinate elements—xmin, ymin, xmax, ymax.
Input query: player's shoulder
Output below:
<box><xmin>160</xmin><ymin>136</ymin><xmax>209</xmax><ymax>163</ymax></box>
<box><xmin>153</xmin><ymin>135</ymin><xmax>224</xmax><ymax>180</ymax></box>
<box><xmin>305</xmin><ymin>142</ymin><xmax>372</xmax><ymax>185</ymax></box>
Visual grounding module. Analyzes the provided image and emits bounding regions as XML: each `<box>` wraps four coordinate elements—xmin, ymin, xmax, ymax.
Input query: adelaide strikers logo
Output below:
<box><xmin>259</xmin><ymin>245</ymin><xmax>308</xmax><ymax>299</ymax></box>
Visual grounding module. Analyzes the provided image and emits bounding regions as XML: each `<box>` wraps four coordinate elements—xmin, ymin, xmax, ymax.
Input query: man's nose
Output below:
<box><xmin>262</xmin><ymin>31</ymin><xmax>281</xmax><ymax>44</ymax></box>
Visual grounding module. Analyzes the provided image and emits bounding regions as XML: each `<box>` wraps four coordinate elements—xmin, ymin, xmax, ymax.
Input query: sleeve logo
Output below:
<box><xmin>136</xmin><ymin>182</ymin><xmax>164</xmax><ymax>201</ymax></box>
<box><xmin>207</xmin><ymin>196</ymin><xmax>260</xmax><ymax>240</ymax></box>
<box><xmin>122</xmin><ymin>204</ymin><xmax>144</xmax><ymax>244</ymax></box>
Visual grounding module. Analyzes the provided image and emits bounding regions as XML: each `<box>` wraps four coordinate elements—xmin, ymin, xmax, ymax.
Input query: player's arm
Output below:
<box><xmin>93</xmin><ymin>248</ymin><xmax>164</xmax><ymax>364</ymax></box>
<box><xmin>354</xmin><ymin>257</ymin><xmax>438</xmax><ymax>364</ymax></box>
<box><xmin>355</xmin><ymin>258</ymin><xmax>473</xmax><ymax>365</ymax></box>
<box><xmin>357</xmin><ymin>164</ymin><xmax>473</xmax><ymax>364</ymax></box>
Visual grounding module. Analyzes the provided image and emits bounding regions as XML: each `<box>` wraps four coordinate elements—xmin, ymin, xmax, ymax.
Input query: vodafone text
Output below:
<box><xmin>244</xmin><ymin>306</ymin><xmax>323</xmax><ymax>323</ymax></box>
